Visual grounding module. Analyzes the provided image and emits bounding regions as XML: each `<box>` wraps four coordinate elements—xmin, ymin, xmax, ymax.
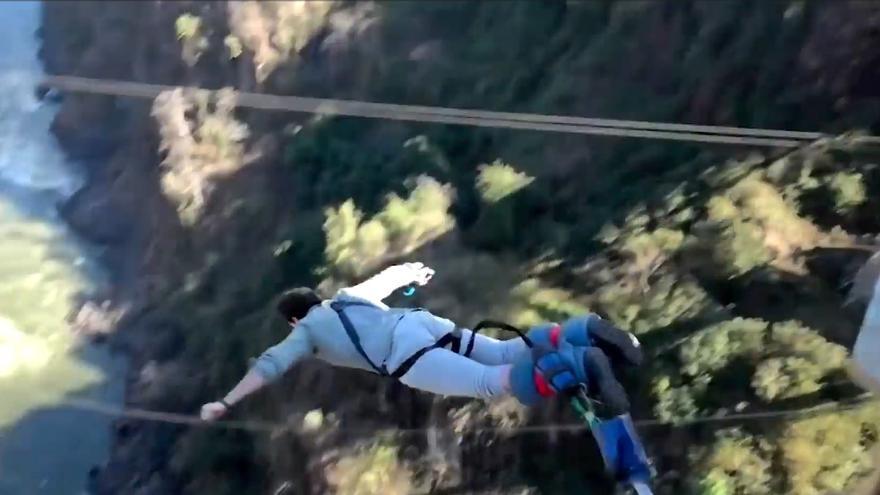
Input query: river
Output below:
<box><xmin>0</xmin><ymin>2</ymin><xmax>126</xmax><ymax>494</ymax></box>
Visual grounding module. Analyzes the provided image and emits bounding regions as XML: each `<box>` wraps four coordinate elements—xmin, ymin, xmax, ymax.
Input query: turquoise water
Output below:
<box><xmin>0</xmin><ymin>2</ymin><xmax>126</xmax><ymax>494</ymax></box>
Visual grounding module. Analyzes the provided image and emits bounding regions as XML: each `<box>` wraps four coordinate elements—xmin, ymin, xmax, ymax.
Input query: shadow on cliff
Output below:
<box><xmin>0</xmin><ymin>340</ymin><xmax>126</xmax><ymax>495</ymax></box>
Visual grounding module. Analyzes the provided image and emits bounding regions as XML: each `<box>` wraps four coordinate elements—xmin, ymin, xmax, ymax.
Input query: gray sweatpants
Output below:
<box><xmin>385</xmin><ymin>311</ymin><xmax>530</xmax><ymax>400</ymax></box>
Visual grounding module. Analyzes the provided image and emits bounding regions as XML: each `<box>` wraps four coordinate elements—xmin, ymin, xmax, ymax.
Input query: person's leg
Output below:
<box><xmin>420</xmin><ymin>312</ymin><xmax>642</xmax><ymax>370</ymax></box>
<box><xmin>397</xmin><ymin>348</ymin><xmax>512</xmax><ymax>400</ymax></box>
<box><xmin>395</xmin><ymin>325</ymin><xmax>630</xmax><ymax>415</ymax></box>
<box><xmin>412</xmin><ymin>311</ymin><xmax>530</xmax><ymax>365</ymax></box>
<box><xmin>455</xmin><ymin>328</ymin><xmax>531</xmax><ymax>365</ymax></box>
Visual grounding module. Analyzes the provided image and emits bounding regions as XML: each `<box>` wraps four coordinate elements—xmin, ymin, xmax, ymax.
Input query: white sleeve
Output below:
<box><xmin>338</xmin><ymin>264</ymin><xmax>421</xmax><ymax>307</ymax></box>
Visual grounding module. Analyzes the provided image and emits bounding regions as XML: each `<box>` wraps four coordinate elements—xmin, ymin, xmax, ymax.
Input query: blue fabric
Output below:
<box><xmin>509</xmin><ymin>328</ymin><xmax>594</xmax><ymax>406</ymax></box>
<box><xmin>560</xmin><ymin>314</ymin><xmax>600</xmax><ymax>347</ymax></box>
<box><xmin>524</xmin><ymin>322</ymin><xmax>558</xmax><ymax>348</ymax></box>
<box><xmin>535</xmin><ymin>352</ymin><xmax>580</xmax><ymax>391</ymax></box>
<box><xmin>535</xmin><ymin>340</ymin><xmax>590</xmax><ymax>392</ymax></box>
<box><xmin>592</xmin><ymin>414</ymin><xmax>652</xmax><ymax>484</ymax></box>
<box><xmin>525</xmin><ymin>314</ymin><xmax>602</xmax><ymax>348</ymax></box>
<box><xmin>509</xmin><ymin>355</ymin><xmax>543</xmax><ymax>406</ymax></box>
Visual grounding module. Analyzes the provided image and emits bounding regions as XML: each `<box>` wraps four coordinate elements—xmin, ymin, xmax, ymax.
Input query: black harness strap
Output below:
<box><xmin>471</xmin><ymin>320</ymin><xmax>534</xmax><ymax>348</ymax></box>
<box><xmin>449</xmin><ymin>330</ymin><xmax>462</xmax><ymax>354</ymax></box>
<box><xmin>390</xmin><ymin>332</ymin><xmax>458</xmax><ymax>379</ymax></box>
<box><xmin>330</xmin><ymin>301</ymin><xmax>389</xmax><ymax>376</ymax></box>
<box><xmin>396</xmin><ymin>320</ymin><xmax>532</xmax><ymax>377</ymax></box>
<box><xmin>331</xmin><ymin>300</ymin><xmax>531</xmax><ymax>380</ymax></box>
<box><xmin>464</xmin><ymin>329</ymin><xmax>477</xmax><ymax>358</ymax></box>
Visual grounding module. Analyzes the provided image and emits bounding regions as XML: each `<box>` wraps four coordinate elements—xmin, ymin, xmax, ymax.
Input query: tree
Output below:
<box><xmin>152</xmin><ymin>87</ymin><xmax>250</xmax><ymax>225</ymax></box>
<box><xmin>752</xmin><ymin>357</ymin><xmax>824</xmax><ymax>401</ymax></box>
<box><xmin>692</xmin><ymin>429</ymin><xmax>773</xmax><ymax>495</ymax></box>
<box><xmin>323</xmin><ymin>176</ymin><xmax>455</xmax><ymax>279</ymax></box>
<box><xmin>228</xmin><ymin>1</ymin><xmax>336</xmax><ymax>82</ymax></box>
<box><xmin>475</xmin><ymin>160</ymin><xmax>535</xmax><ymax>203</ymax></box>
<box><xmin>327</xmin><ymin>441</ymin><xmax>413</xmax><ymax>495</ymax></box>
<box><xmin>323</xmin><ymin>200</ymin><xmax>378</xmax><ymax>277</ymax></box>
<box><xmin>506</xmin><ymin>278</ymin><xmax>588</xmax><ymax>328</ymax></box>
<box><xmin>376</xmin><ymin>176</ymin><xmax>456</xmax><ymax>254</ymax></box>
<box><xmin>829</xmin><ymin>171</ymin><xmax>866</xmax><ymax>214</ymax></box>
<box><xmin>780</xmin><ymin>406</ymin><xmax>880</xmax><ymax>495</ymax></box>
<box><xmin>175</xmin><ymin>13</ymin><xmax>209</xmax><ymax>66</ymax></box>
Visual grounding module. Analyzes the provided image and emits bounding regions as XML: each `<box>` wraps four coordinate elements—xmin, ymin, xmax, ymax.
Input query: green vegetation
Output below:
<box><xmin>829</xmin><ymin>171</ymin><xmax>867</xmax><ymax>214</ymax></box>
<box><xmin>175</xmin><ymin>13</ymin><xmax>209</xmax><ymax>66</ymax></box>
<box><xmin>175</xmin><ymin>14</ymin><xmax>202</xmax><ymax>41</ymax></box>
<box><xmin>322</xmin><ymin>176</ymin><xmax>455</xmax><ymax>278</ymax></box>
<box><xmin>227</xmin><ymin>0</ymin><xmax>335</xmax><ymax>82</ymax></box>
<box><xmin>689</xmin><ymin>403</ymin><xmax>880</xmax><ymax>495</ymax></box>
<box><xmin>506</xmin><ymin>277</ymin><xmax>589</xmax><ymax>328</ymax></box>
<box><xmin>656</xmin><ymin>318</ymin><xmax>849</xmax><ymax>418</ymax></box>
<box><xmin>476</xmin><ymin>160</ymin><xmax>535</xmax><ymax>204</ymax></box>
<box><xmin>224</xmin><ymin>35</ymin><xmax>243</xmax><ymax>60</ymax></box>
<box><xmin>327</xmin><ymin>441</ymin><xmax>412</xmax><ymax>495</ymax></box>
<box><xmin>693</xmin><ymin>429</ymin><xmax>773</xmax><ymax>495</ymax></box>
<box><xmin>151</xmin><ymin>87</ymin><xmax>250</xmax><ymax>225</ymax></box>
<box><xmin>779</xmin><ymin>405</ymin><xmax>880</xmax><ymax>495</ymax></box>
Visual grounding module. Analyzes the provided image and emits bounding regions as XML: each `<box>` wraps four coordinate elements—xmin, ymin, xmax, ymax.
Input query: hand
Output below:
<box><xmin>403</xmin><ymin>262</ymin><xmax>435</xmax><ymax>286</ymax></box>
<box><xmin>200</xmin><ymin>401</ymin><xmax>228</xmax><ymax>421</ymax></box>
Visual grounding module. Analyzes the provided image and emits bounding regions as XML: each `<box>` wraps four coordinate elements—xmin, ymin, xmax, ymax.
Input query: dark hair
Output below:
<box><xmin>276</xmin><ymin>287</ymin><xmax>321</xmax><ymax>322</ymax></box>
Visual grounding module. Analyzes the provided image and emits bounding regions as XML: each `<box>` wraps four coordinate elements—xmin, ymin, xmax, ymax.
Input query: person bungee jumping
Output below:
<box><xmin>200</xmin><ymin>262</ymin><xmax>642</xmax><ymax>421</ymax></box>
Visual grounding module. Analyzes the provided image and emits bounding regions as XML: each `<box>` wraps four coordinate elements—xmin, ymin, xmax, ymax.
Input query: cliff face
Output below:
<box><xmin>39</xmin><ymin>1</ymin><xmax>880</xmax><ymax>494</ymax></box>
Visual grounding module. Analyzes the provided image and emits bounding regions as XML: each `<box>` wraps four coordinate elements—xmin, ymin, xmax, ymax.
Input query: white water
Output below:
<box><xmin>0</xmin><ymin>2</ymin><xmax>126</xmax><ymax>494</ymax></box>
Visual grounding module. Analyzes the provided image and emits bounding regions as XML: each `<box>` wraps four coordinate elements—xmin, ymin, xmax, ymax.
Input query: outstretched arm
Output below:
<box><xmin>199</xmin><ymin>369</ymin><xmax>268</xmax><ymax>420</ymax></box>
<box><xmin>201</xmin><ymin>325</ymin><xmax>313</xmax><ymax>421</ymax></box>
<box><xmin>340</xmin><ymin>262</ymin><xmax>434</xmax><ymax>306</ymax></box>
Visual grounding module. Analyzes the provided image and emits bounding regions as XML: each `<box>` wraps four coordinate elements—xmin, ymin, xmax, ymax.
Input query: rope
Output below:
<box><xmin>58</xmin><ymin>393</ymin><xmax>877</xmax><ymax>436</ymax></box>
<box><xmin>60</xmin><ymin>397</ymin><xmax>279</xmax><ymax>433</ymax></box>
<box><xmin>41</xmin><ymin>74</ymin><xmax>826</xmax><ymax>148</ymax></box>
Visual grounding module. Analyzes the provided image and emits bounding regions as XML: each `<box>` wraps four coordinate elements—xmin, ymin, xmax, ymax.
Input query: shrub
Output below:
<box><xmin>713</xmin><ymin>219</ymin><xmax>774</xmax><ymax>277</ymax></box>
<box><xmin>695</xmin><ymin>172</ymin><xmax>821</xmax><ymax>277</ymax></box>
<box><xmin>506</xmin><ymin>278</ymin><xmax>589</xmax><ymax>328</ymax></box>
<box><xmin>328</xmin><ymin>442</ymin><xmax>412</xmax><ymax>495</ymax></box>
<box><xmin>780</xmin><ymin>405</ymin><xmax>880</xmax><ymax>495</ymax></box>
<box><xmin>323</xmin><ymin>176</ymin><xmax>455</xmax><ymax>278</ymax></box>
<box><xmin>692</xmin><ymin>429</ymin><xmax>773</xmax><ymax>495</ymax></box>
<box><xmin>175</xmin><ymin>13</ymin><xmax>201</xmax><ymax>39</ymax></box>
<box><xmin>376</xmin><ymin>176</ymin><xmax>456</xmax><ymax>253</ymax></box>
<box><xmin>768</xmin><ymin>320</ymin><xmax>848</xmax><ymax>369</ymax></box>
<box><xmin>152</xmin><ymin>88</ymin><xmax>250</xmax><ymax>225</ymax></box>
<box><xmin>224</xmin><ymin>35</ymin><xmax>243</xmax><ymax>59</ymax></box>
<box><xmin>228</xmin><ymin>1</ymin><xmax>335</xmax><ymax>82</ymax></box>
<box><xmin>752</xmin><ymin>356</ymin><xmax>824</xmax><ymax>401</ymax></box>
<box><xmin>751</xmin><ymin>320</ymin><xmax>848</xmax><ymax>401</ymax></box>
<box><xmin>651</xmin><ymin>374</ymin><xmax>702</xmax><ymax>422</ymax></box>
<box><xmin>323</xmin><ymin>200</ymin><xmax>380</xmax><ymax>277</ymax></box>
<box><xmin>829</xmin><ymin>171</ymin><xmax>866</xmax><ymax>214</ymax></box>
<box><xmin>475</xmin><ymin>160</ymin><xmax>535</xmax><ymax>203</ymax></box>
<box><xmin>175</xmin><ymin>13</ymin><xmax>209</xmax><ymax>66</ymax></box>
<box><xmin>596</xmin><ymin>273</ymin><xmax>717</xmax><ymax>335</ymax></box>
<box><xmin>679</xmin><ymin>318</ymin><xmax>767</xmax><ymax>378</ymax></box>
